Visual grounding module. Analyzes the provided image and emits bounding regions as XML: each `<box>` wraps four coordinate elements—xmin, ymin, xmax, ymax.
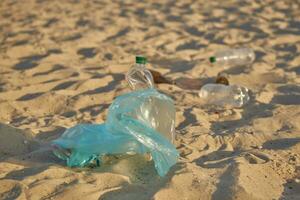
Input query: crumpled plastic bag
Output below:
<box><xmin>52</xmin><ymin>88</ymin><xmax>178</xmax><ymax>177</ymax></box>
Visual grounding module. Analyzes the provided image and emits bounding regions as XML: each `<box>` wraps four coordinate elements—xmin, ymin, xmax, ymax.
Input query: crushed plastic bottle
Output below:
<box><xmin>199</xmin><ymin>83</ymin><xmax>250</xmax><ymax>108</ymax></box>
<box><xmin>209</xmin><ymin>48</ymin><xmax>255</xmax><ymax>67</ymax></box>
<box><xmin>52</xmin><ymin>58</ymin><xmax>178</xmax><ymax>176</ymax></box>
<box><xmin>126</xmin><ymin>56</ymin><xmax>154</xmax><ymax>90</ymax></box>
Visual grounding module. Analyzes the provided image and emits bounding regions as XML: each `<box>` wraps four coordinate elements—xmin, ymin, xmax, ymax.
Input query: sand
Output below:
<box><xmin>0</xmin><ymin>0</ymin><xmax>300</xmax><ymax>199</ymax></box>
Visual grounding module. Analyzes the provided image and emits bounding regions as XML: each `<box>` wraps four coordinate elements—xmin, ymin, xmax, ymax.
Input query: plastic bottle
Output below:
<box><xmin>199</xmin><ymin>83</ymin><xmax>250</xmax><ymax>108</ymax></box>
<box><xmin>126</xmin><ymin>56</ymin><xmax>154</xmax><ymax>90</ymax></box>
<box><xmin>52</xmin><ymin>56</ymin><xmax>178</xmax><ymax>176</ymax></box>
<box><xmin>209</xmin><ymin>48</ymin><xmax>255</xmax><ymax>67</ymax></box>
<box><xmin>126</xmin><ymin>56</ymin><xmax>175</xmax><ymax>143</ymax></box>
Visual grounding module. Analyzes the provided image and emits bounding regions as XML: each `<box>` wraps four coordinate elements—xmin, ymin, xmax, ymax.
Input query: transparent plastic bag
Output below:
<box><xmin>52</xmin><ymin>88</ymin><xmax>178</xmax><ymax>176</ymax></box>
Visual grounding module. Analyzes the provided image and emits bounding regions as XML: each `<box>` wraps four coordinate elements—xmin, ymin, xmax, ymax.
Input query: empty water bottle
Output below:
<box><xmin>126</xmin><ymin>56</ymin><xmax>154</xmax><ymax>90</ymax></box>
<box><xmin>199</xmin><ymin>84</ymin><xmax>250</xmax><ymax>108</ymax></box>
<box><xmin>209</xmin><ymin>48</ymin><xmax>255</xmax><ymax>67</ymax></box>
<box><xmin>125</xmin><ymin>56</ymin><xmax>175</xmax><ymax>142</ymax></box>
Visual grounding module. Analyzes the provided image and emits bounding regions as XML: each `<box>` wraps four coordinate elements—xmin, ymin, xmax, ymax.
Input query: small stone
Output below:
<box><xmin>144</xmin><ymin>153</ymin><xmax>152</xmax><ymax>161</ymax></box>
<box><xmin>276</xmin><ymin>162</ymin><xmax>281</xmax><ymax>167</ymax></box>
<box><xmin>289</xmin><ymin>156</ymin><xmax>296</xmax><ymax>162</ymax></box>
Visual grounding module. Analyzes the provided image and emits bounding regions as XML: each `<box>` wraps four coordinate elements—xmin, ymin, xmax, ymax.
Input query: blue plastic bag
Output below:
<box><xmin>52</xmin><ymin>88</ymin><xmax>179</xmax><ymax>176</ymax></box>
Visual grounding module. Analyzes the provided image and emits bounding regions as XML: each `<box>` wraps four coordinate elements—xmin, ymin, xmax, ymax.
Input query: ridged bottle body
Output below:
<box><xmin>126</xmin><ymin>63</ymin><xmax>154</xmax><ymax>90</ymax></box>
<box><xmin>199</xmin><ymin>84</ymin><xmax>249</xmax><ymax>107</ymax></box>
<box><xmin>210</xmin><ymin>48</ymin><xmax>255</xmax><ymax>67</ymax></box>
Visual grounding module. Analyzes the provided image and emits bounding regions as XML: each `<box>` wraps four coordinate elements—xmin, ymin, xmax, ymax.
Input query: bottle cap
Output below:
<box><xmin>136</xmin><ymin>56</ymin><xmax>147</xmax><ymax>64</ymax></box>
<box><xmin>209</xmin><ymin>56</ymin><xmax>216</xmax><ymax>63</ymax></box>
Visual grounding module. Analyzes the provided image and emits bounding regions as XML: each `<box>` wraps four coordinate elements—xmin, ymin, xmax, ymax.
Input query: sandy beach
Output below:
<box><xmin>0</xmin><ymin>0</ymin><xmax>299</xmax><ymax>199</ymax></box>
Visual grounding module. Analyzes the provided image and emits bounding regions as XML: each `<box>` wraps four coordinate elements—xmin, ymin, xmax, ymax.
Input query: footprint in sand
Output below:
<box><xmin>0</xmin><ymin>180</ymin><xmax>23</xmax><ymax>199</ymax></box>
<box><xmin>33</xmin><ymin>64</ymin><xmax>66</xmax><ymax>77</ymax></box>
<box><xmin>77</xmin><ymin>47</ymin><xmax>97</xmax><ymax>59</ymax></box>
<box><xmin>51</xmin><ymin>81</ymin><xmax>78</xmax><ymax>91</ymax></box>
<box><xmin>14</xmin><ymin>49</ymin><xmax>62</xmax><ymax>70</ymax></box>
<box><xmin>242</xmin><ymin>152</ymin><xmax>270</xmax><ymax>164</ymax></box>
<box><xmin>17</xmin><ymin>92</ymin><xmax>44</xmax><ymax>101</ymax></box>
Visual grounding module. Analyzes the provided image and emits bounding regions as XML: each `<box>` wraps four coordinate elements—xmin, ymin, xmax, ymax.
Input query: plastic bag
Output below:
<box><xmin>52</xmin><ymin>88</ymin><xmax>178</xmax><ymax>177</ymax></box>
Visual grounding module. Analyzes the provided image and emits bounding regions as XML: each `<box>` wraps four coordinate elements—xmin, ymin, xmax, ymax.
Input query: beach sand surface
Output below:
<box><xmin>0</xmin><ymin>0</ymin><xmax>299</xmax><ymax>199</ymax></box>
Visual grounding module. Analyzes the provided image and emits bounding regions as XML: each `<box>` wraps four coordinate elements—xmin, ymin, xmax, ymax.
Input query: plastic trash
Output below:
<box><xmin>126</xmin><ymin>56</ymin><xmax>154</xmax><ymax>90</ymax></box>
<box><xmin>125</xmin><ymin>56</ymin><xmax>175</xmax><ymax>142</ymax></box>
<box><xmin>52</xmin><ymin>88</ymin><xmax>178</xmax><ymax>177</ymax></box>
<box><xmin>215</xmin><ymin>73</ymin><xmax>229</xmax><ymax>85</ymax></box>
<box><xmin>209</xmin><ymin>48</ymin><xmax>255</xmax><ymax>67</ymax></box>
<box><xmin>199</xmin><ymin>83</ymin><xmax>249</xmax><ymax>108</ymax></box>
<box><xmin>149</xmin><ymin>69</ymin><xmax>173</xmax><ymax>84</ymax></box>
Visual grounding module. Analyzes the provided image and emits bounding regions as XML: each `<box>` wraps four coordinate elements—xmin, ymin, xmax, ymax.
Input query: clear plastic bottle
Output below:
<box><xmin>209</xmin><ymin>48</ymin><xmax>255</xmax><ymax>67</ymax></box>
<box><xmin>52</xmin><ymin>56</ymin><xmax>178</xmax><ymax>176</ymax></box>
<box><xmin>126</xmin><ymin>56</ymin><xmax>154</xmax><ymax>90</ymax></box>
<box><xmin>125</xmin><ymin>56</ymin><xmax>175</xmax><ymax>143</ymax></box>
<box><xmin>199</xmin><ymin>83</ymin><xmax>250</xmax><ymax>108</ymax></box>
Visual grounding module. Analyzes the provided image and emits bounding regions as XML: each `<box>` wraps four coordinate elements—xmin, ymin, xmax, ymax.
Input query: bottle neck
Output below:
<box><xmin>135</xmin><ymin>63</ymin><xmax>146</xmax><ymax>68</ymax></box>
